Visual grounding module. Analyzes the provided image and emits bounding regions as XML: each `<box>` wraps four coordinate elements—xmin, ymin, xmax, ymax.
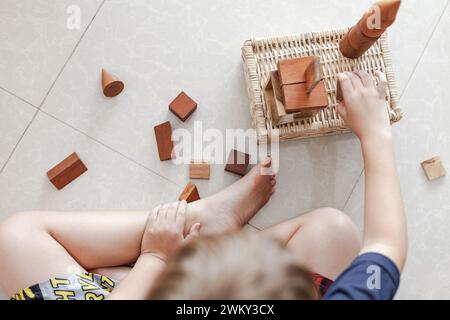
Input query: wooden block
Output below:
<box><xmin>336</xmin><ymin>79</ymin><xmax>344</xmax><ymax>102</ymax></box>
<box><xmin>169</xmin><ymin>91</ymin><xmax>197</xmax><ymax>122</ymax></box>
<box><xmin>154</xmin><ymin>121</ymin><xmax>174</xmax><ymax>161</ymax></box>
<box><xmin>47</xmin><ymin>152</ymin><xmax>88</xmax><ymax>190</ymax></box>
<box><xmin>305</xmin><ymin>57</ymin><xmax>323</xmax><ymax>94</ymax></box>
<box><xmin>341</xmin><ymin>0</ymin><xmax>401</xmax><ymax>59</ymax></box>
<box><xmin>179</xmin><ymin>181</ymin><xmax>200</xmax><ymax>203</ymax></box>
<box><xmin>101</xmin><ymin>69</ymin><xmax>124</xmax><ymax>97</ymax></box>
<box><xmin>225</xmin><ymin>149</ymin><xmax>250</xmax><ymax>176</ymax></box>
<box><xmin>358</xmin><ymin>13</ymin><xmax>385</xmax><ymax>39</ymax></box>
<box><xmin>189</xmin><ymin>161</ymin><xmax>210</xmax><ymax>180</ymax></box>
<box><xmin>421</xmin><ymin>156</ymin><xmax>446</xmax><ymax>181</ymax></box>
<box><xmin>264</xmin><ymin>73</ymin><xmax>310</xmax><ymax>124</ymax></box>
<box><xmin>347</xmin><ymin>25</ymin><xmax>378</xmax><ymax>53</ymax></box>
<box><xmin>277</xmin><ymin>57</ymin><xmax>314</xmax><ymax>87</ymax></box>
<box><xmin>282</xmin><ymin>81</ymin><xmax>328</xmax><ymax>114</ymax></box>
<box><xmin>377</xmin><ymin>0</ymin><xmax>401</xmax><ymax>28</ymax></box>
<box><xmin>339</xmin><ymin>35</ymin><xmax>364</xmax><ymax>59</ymax></box>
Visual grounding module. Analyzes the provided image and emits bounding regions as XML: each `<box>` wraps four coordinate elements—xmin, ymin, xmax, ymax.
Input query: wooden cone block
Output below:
<box><xmin>179</xmin><ymin>181</ymin><xmax>200</xmax><ymax>203</ymax></box>
<box><xmin>102</xmin><ymin>69</ymin><xmax>124</xmax><ymax>97</ymax></box>
<box><xmin>47</xmin><ymin>152</ymin><xmax>88</xmax><ymax>190</ymax></box>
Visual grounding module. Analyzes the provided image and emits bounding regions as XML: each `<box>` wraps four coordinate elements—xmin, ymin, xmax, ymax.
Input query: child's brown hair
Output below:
<box><xmin>150</xmin><ymin>232</ymin><xmax>316</xmax><ymax>299</ymax></box>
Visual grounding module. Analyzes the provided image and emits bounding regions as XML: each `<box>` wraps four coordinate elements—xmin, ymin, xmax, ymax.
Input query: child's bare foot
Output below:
<box><xmin>188</xmin><ymin>157</ymin><xmax>276</xmax><ymax>234</ymax></box>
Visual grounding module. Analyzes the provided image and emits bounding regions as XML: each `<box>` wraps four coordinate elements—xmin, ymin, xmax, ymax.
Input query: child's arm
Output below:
<box><xmin>337</xmin><ymin>71</ymin><xmax>407</xmax><ymax>271</ymax></box>
<box><xmin>107</xmin><ymin>201</ymin><xmax>201</xmax><ymax>299</ymax></box>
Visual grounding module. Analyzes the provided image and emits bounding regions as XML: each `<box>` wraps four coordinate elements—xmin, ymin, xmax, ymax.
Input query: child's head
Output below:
<box><xmin>150</xmin><ymin>232</ymin><xmax>316</xmax><ymax>299</ymax></box>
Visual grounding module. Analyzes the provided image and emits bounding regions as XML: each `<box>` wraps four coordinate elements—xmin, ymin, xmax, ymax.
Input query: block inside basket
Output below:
<box><xmin>242</xmin><ymin>28</ymin><xmax>402</xmax><ymax>144</ymax></box>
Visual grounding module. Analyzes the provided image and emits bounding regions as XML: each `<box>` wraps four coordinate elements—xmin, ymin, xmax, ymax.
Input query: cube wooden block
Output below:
<box><xmin>47</xmin><ymin>152</ymin><xmax>88</xmax><ymax>190</ymax></box>
<box><xmin>282</xmin><ymin>81</ymin><xmax>328</xmax><ymax>114</ymax></box>
<box><xmin>305</xmin><ymin>56</ymin><xmax>323</xmax><ymax>94</ymax></box>
<box><xmin>189</xmin><ymin>161</ymin><xmax>210</xmax><ymax>180</ymax></box>
<box><xmin>225</xmin><ymin>149</ymin><xmax>250</xmax><ymax>176</ymax></box>
<box><xmin>277</xmin><ymin>57</ymin><xmax>314</xmax><ymax>87</ymax></box>
<box><xmin>154</xmin><ymin>121</ymin><xmax>174</xmax><ymax>161</ymax></box>
<box><xmin>179</xmin><ymin>181</ymin><xmax>200</xmax><ymax>203</ymax></box>
<box><xmin>169</xmin><ymin>91</ymin><xmax>197</xmax><ymax>122</ymax></box>
<box><xmin>421</xmin><ymin>156</ymin><xmax>446</xmax><ymax>181</ymax></box>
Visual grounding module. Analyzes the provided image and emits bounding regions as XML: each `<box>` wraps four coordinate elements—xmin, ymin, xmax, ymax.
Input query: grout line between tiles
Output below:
<box><xmin>341</xmin><ymin>168</ymin><xmax>364</xmax><ymax>212</ymax></box>
<box><xmin>399</xmin><ymin>0</ymin><xmax>450</xmax><ymax>100</ymax></box>
<box><xmin>38</xmin><ymin>0</ymin><xmax>107</xmax><ymax>109</ymax></box>
<box><xmin>0</xmin><ymin>1</ymin><xmax>107</xmax><ymax>178</ymax></box>
<box><xmin>0</xmin><ymin>86</ymin><xmax>39</xmax><ymax>110</ymax></box>
<box><xmin>39</xmin><ymin>109</ymin><xmax>183</xmax><ymax>189</ymax></box>
<box><xmin>0</xmin><ymin>109</ymin><xmax>39</xmax><ymax>175</ymax></box>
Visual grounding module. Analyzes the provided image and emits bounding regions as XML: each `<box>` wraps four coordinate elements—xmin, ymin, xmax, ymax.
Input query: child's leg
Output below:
<box><xmin>0</xmin><ymin>161</ymin><xmax>275</xmax><ymax>296</ymax></box>
<box><xmin>261</xmin><ymin>208</ymin><xmax>362</xmax><ymax>280</ymax></box>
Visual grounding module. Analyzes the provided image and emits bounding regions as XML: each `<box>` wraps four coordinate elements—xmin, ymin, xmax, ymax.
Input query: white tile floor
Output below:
<box><xmin>0</xmin><ymin>0</ymin><xmax>448</xmax><ymax>300</ymax></box>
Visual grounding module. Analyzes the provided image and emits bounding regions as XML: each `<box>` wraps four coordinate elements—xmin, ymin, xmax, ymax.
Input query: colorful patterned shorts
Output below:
<box><xmin>11</xmin><ymin>273</ymin><xmax>117</xmax><ymax>300</ymax></box>
<box><xmin>11</xmin><ymin>272</ymin><xmax>331</xmax><ymax>300</ymax></box>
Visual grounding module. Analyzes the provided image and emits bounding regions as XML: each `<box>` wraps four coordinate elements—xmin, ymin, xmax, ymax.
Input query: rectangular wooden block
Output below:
<box><xmin>189</xmin><ymin>161</ymin><xmax>210</xmax><ymax>180</ymax></box>
<box><xmin>179</xmin><ymin>181</ymin><xmax>200</xmax><ymax>203</ymax></box>
<box><xmin>225</xmin><ymin>149</ymin><xmax>250</xmax><ymax>176</ymax></box>
<box><xmin>282</xmin><ymin>81</ymin><xmax>328</xmax><ymax>113</ymax></box>
<box><xmin>277</xmin><ymin>56</ymin><xmax>314</xmax><ymax>87</ymax></box>
<box><xmin>305</xmin><ymin>56</ymin><xmax>323</xmax><ymax>94</ymax></box>
<box><xmin>421</xmin><ymin>156</ymin><xmax>446</xmax><ymax>181</ymax></box>
<box><xmin>154</xmin><ymin>121</ymin><xmax>174</xmax><ymax>161</ymax></box>
<box><xmin>169</xmin><ymin>91</ymin><xmax>197</xmax><ymax>122</ymax></box>
<box><xmin>47</xmin><ymin>152</ymin><xmax>88</xmax><ymax>190</ymax></box>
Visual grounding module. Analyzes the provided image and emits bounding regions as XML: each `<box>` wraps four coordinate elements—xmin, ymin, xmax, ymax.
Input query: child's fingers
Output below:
<box><xmin>347</xmin><ymin>72</ymin><xmax>364</xmax><ymax>91</ymax></box>
<box><xmin>374</xmin><ymin>71</ymin><xmax>388</xmax><ymax>99</ymax></box>
<box><xmin>165</xmin><ymin>202</ymin><xmax>179</xmax><ymax>225</ymax></box>
<box><xmin>354</xmin><ymin>70</ymin><xmax>372</xmax><ymax>89</ymax></box>
<box><xmin>158</xmin><ymin>203</ymin><xmax>170</xmax><ymax>224</ymax></box>
<box><xmin>148</xmin><ymin>205</ymin><xmax>161</xmax><ymax>225</ymax></box>
<box><xmin>337</xmin><ymin>73</ymin><xmax>353</xmax><ymax>101</ymax></box>
<box><xmin>175</xmin><ymin>200</ymin><xmax>187</xmax><ymax>232</ymax></box>
<box><xmin>336</xmin><ymin>102</ymin><xmax>347</xmax><ymax>119</ymax></box>
<box><xmin>186</xmin><ymin>223</ymin><xmax>201</xmax><ymax>241</ymax></box>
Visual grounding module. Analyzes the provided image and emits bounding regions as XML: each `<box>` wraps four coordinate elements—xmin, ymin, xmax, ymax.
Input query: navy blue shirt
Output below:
<box><xmin>323</xmin><ymin>253</ymin><xmax>400</xmax><ymax>300</ymax></box>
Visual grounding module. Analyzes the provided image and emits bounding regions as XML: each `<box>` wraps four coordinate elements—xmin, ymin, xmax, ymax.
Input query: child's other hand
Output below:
<box><xmin>140</xmin><ymin>200</ymin><xmax>201</xmax><ymax>262</ymax></box>
<box><xmin>337</xmin><ymin>70</ymin><xmax>391</xmax><ymax>141</ymax></box>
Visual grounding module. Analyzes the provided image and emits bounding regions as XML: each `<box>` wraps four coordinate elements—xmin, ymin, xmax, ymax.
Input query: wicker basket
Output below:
<box><xmin>242</xmin><ymin>28</ymin><xmax>402</xmax><ymax>144</ymax></box>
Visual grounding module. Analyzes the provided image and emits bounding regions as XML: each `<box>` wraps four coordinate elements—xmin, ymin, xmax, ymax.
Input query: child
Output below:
<box><xmin>1</xmin><ymin>70</ymin><xmax>406</xmax><ymax>300</ymax></box>
<box><xmin>108</xmin><ymin>70</ymin><xmax>407</xmax><ymax>300</ymax></box>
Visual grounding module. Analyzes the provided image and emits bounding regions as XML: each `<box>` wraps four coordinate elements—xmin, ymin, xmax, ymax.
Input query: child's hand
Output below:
<box><xmin>337</xmin><ymin>70</ymin><xmax>391</xmax><ymax>141</ymax></box>
<box><xmin>140</xmin><ymin>200</ymin><xmax>201</xmax><ymax>262</ymax></box>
